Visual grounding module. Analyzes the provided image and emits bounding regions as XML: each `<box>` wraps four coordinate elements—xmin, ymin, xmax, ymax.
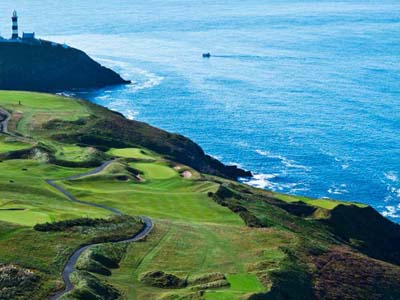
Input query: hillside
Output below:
<box><xmin>0</xmin><ymin>42</ymin><xmax>129</xmax><ymax>91</ymax></box>
<box><xmin>0</xmin><ymin>91</ymin><xmax>399</xmax><ymax>300</ymax></box>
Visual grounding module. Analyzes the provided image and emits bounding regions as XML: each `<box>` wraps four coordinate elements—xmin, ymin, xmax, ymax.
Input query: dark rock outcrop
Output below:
<box><xmin>0</xmin><ymin>42</ymin><xmax>129</xmax><ymax>91</ymax></box>
<box><xmin>321</xmin><ymin>205</ymin><xmax>400</xmax><ymax>265</ymax></box>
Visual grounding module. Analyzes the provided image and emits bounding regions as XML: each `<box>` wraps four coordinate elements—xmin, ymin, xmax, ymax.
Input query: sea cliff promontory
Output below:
<box><xmin>0</xmin><ymin>42</ymin><xmax>129</xmax><ymax>91</ymax></box>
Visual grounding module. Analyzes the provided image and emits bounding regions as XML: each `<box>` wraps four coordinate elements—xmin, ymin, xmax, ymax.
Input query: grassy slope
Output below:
<box><xmin>0</xmin><ymin>91</ymin><xmax>399</xmax><ymax>300</ymax></box>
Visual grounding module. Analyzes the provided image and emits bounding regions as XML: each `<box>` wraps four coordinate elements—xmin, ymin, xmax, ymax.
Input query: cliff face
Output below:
<box><xmin>46</xmin><ymin>101</ymin><xmax>252</xmax><ymax>180</ymax></box>
<box><xmin>0</xmin><ymin>42</ymin><xmax>129</xmax><ymax>91</ymax></box>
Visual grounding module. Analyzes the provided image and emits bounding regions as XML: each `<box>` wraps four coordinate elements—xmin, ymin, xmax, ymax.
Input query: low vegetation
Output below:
<box><xmin>0</xmin><ymin>91</ymin><xmax>399</xmax><ymax>300</ymax></box>
<box><xmin>140</xmin><ymin>271</ymin><xmax>187</xmax><ymax>289</ymax></box>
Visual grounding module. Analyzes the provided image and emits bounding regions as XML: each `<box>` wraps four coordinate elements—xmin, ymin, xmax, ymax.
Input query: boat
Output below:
<box><xmin>202</xmin><ymin>53</ymin><xmax>211</xmax><ymax>58</ymax></box>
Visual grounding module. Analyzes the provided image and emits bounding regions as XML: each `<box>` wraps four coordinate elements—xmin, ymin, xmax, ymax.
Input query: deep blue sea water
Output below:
<box><xmin>1</xmin><ymin>1</ymin><xmax>399</xmax><ymax>222</ymax></box>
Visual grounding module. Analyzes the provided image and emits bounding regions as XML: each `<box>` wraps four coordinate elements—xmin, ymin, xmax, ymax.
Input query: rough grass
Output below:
<box><xmin>55</xmin><ymin>144</ymin><xmax>95</xmax><ymax>162</ymax></box>
<box><xmin>1</xmin><ymin>91</ymin><xmax>399</xmax><ymax>300</ymax></box>
<box><xmin>0</xmin><ymin>216</ymin><xmax>142</xmax><ymax>300</ymax></box>
<box><xmin>102</xmin><ymin>220</ymin><xmax>294</xmax><ymax>299</ymax></box>
<box><xmin>274</xmin><ymin>193</ymin><xmax>367</xmax><ymax>209</ymax></box>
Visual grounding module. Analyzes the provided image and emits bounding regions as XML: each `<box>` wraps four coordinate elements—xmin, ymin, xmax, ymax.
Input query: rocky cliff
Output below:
<box><xmin>0</xmin><ymin>42</ymin><xmax>129</xmax><ymax>91</ymax></box>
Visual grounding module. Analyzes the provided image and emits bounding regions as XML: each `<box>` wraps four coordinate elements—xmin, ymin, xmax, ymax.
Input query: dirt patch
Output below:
<box><xmin>181</xmin><ymin>171</ymin><xmax>192</xmax><ymax>178</ymax></box>
<box><xmin>9</xmin><ymin>111</ymin><xmax>23</xmax><ymax>132</ymax></box>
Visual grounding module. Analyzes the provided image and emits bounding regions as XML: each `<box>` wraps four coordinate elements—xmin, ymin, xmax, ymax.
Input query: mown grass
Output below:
<box><xmin>101</xmin><ymin>220</ymin><xmax>293</xmax><ymax>300</ymax></box>
<box><xmin>107</xmin><ymin>148</ymin><xmax>156</xmax><ymax>160</ymax></box>
<box><xmin>50</xmin><ymin>160</ymin><xmax>298</xmax><ymax>299</ymax></box>
<box><xmin>130</xmin><ymin>162</ymin><xmax>178</xmax><ymax>180</ymax></box>
<box><xmin>226</xmin><ymin>274</ymin><xmax>265</xmax><ymax>292</ymax></box>
<box><xmin>0</xmin><ymin>135</ymin><xmax>33</xmax><ymax>153</ymax></box>
<box><xmin>0</xmin><ymin>159</ymin><xmax>108</xmax><ymax>226</ymax></box>
<box><xmin>0</xmin><ymin>91</ymin><xmax>89</xmax><ymax>136</ymax></box>
<box><xmin>58</xmin><ymin>161</ymin><xmax>241</xmax><ymax>225</ymax></box>
<box><xmin>0</xmin><ymin>91</ymin><xmax>383</xmax><ymax>300</ymax></box>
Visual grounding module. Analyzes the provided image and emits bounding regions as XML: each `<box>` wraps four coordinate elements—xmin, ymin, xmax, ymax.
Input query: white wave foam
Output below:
<box><xmin>209</xmin><ymin>154</ymin><xmax>223</xmax><ymax>161</ymax></box>
<box><xmin>130</xmin><ymin>69</ymin><xmax>164</xmax><ymax>92</ymax></box>
<box><xmin>381</xmin><ymin>205</ymin><xmax>400</xmax><ymax>219</ymax></box>
<box><xmin>226</xmin><ymin>161</ymin><xmax>244</xmax><ymax>169</ymax></box>
<box><xmin>56</xmin><ymin>92</ymin><xmax>75</xmax><ymax>97</ymax></box>
<box><xmin>240</xmin><ymin>173</ymin><xmax>307</xmax><ymax>194</ymax></box>
<box><xmin>327</xmin><ymin>184</ymin><xmax>348</xmax><ymax>195</ymax></box>
<box><xmin>125</xmin><ymin>109</ymin><xmax>139</xmax><ymax>120</ymax></box>
<box><xmin>384</xmin><ymin>171</ymin><xmax>398</xmax><ymax>182</ymax></box>
<box><xmin>255</xmin><ymin>149</ymin><xmax>270</xmax><ymax>156</ymax></box>
<box><xmin>95</xmin><ymin>57</ymin><xmax>164</xmax><ymax>92</ymax></box>
<box><xmin>240</xmin><ymin>173</ymin><xmax>279</xmax><ymax>190</ymax></box>
<box><xmin>235</xmin><ymin>141</ymin><xmax>250</xmax><ymax>148</ymax></box>
<box><xmin>97</xmin><ymin>95</ymin><xmax>111</xmax><ymax>100</ymax></box>
<box><xmin>255</xmin><ymin>149</ymin><xmax>311</xmax><ymax>171</ymax></box>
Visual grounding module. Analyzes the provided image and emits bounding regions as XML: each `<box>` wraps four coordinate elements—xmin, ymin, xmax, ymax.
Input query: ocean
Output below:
<box><xmin>0</xmin><ymin>0</ymin><xmax>399</xmax><ymax>222</ymax></box>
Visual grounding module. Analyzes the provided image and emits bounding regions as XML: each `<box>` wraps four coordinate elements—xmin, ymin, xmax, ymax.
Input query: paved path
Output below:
<box><xmin>45</xmin><ymin>161</ymin><xmax>121</xmax><ymax>215</ymax></box>
<box><xmin>47</xmin><ymin>161</ymin><xmax>153</xmax><ymax>300</ymax></box>
<box><xmin>0</xmin><ymin>107</ymin><xmax>10</xmax><ymax>134</ymax></box>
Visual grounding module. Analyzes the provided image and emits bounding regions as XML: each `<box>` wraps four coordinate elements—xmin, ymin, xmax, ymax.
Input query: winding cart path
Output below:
<box><xmin>47</xmin><ymin>161</ymin><xmax>153</xmax><ymax>300</ymax></box>
<box><xmin>0</xmin><ymin>107</ymin><xmax>11</xmax><ymax>134</ymax></box>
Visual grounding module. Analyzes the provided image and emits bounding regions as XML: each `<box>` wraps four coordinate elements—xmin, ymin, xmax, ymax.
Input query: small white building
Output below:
<box><xmin>22</xmin><ymin>32</ymin><xmax>35</xmax><ymax>40</ymax></box>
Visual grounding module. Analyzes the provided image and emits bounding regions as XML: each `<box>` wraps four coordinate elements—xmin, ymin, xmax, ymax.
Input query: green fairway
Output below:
<box><xmin>0</xmin><ymin>208</ymin><xmax>51</xmax><ymax>226</ymax></box>
<box><xmin>203</xmin><ymin>274</ymin><xmax>266</xmax><ymax>300</ymax></box>
<box><xmin>48</xmin><ymin>159</ymin><xmax>283</xmax><ymax>299</ymax></box>
<box><xmin>130</xmin><ymin>162</ymin><xmax>178</xmax><ymax>180</ymax></box>
<box><xmin>0</xmin><ymin>90</ymin><xmax>89</xmax><ymax>136</ymax></box>
<box><xmin>0</xmin><ymin>135</ymin><xmax>33</xmax><ymax>153</ymax></box>
<box><xmin>205</xmin><ymin>291</ymin><xmax>243</xmax><ymax>300</ymax></box>
<box><xmin>107</xmin><ymin>148</ymin><xmax>156</xmax><ymax>160</ymax></box>
<box><xmin>59</xmin><ymin>174</ymin><xmax>241</xmax><ymax>225</ymax></box>
<box><xmin>226</xmin><ymin>274</ymin><xmax>265</xmax><ymax>292</ymax></box>
<box><xmin>53</xmin><ymin>160</ymin><xmax>239</xmax><ymax>224</ymax></box>
<box><xmin>100</xmin><ymin>220</ymin><xmax>293</xmax><ymax>300</ymax></box>
<box><xmin>0</xmin><ymin>159</ymin><xmax>108</xmax><ymax>226</ymax></box>
<box><xmin>0</xmin><ymin>90</ymin><xmax>390</xmax><ymax>300</ymax></box>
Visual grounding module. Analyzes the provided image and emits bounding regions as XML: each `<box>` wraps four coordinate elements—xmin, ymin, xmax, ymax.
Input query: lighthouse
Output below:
<box><xmin>11</xmin><ymin>10</ymin><xmax>18</xmax><ymax>39</ymax></box>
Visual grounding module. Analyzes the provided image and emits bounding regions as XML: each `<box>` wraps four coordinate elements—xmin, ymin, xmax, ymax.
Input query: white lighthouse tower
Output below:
<box><xmin>11</xmin><ymin>10</ymin><xmax>18</xmax><ymax>39</ymax></box>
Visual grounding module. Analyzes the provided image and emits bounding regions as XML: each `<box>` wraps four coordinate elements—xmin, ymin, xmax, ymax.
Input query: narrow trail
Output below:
<box><xmin>0</xmin><ymin>107</ymin><xmax>11</xmax><ymax>134</ymax></box>
<box><xmin>47</xmin><ymin>161</ymin><xmax>154</xmax><ymax>300</ymax></box>
<box><xmin>45</xmin><ymin>161</ymin><xmax>121</xmax><ymax>215</ymax></box>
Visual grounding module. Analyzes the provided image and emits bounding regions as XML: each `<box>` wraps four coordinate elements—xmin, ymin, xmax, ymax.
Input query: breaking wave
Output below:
<box><xmin>240</xmin><ymin>173</ymin><xmax>309</xmax><ymax>194</ymax></box>
<box><xmin>95</xmin><ymin>57</ymin><xmax>164</xmax><ymax>92</ymax></box>
<box><xmin>255</xmin><ymin>149</ymin><xmax>312</xmax><ymax>171</ymax></box>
